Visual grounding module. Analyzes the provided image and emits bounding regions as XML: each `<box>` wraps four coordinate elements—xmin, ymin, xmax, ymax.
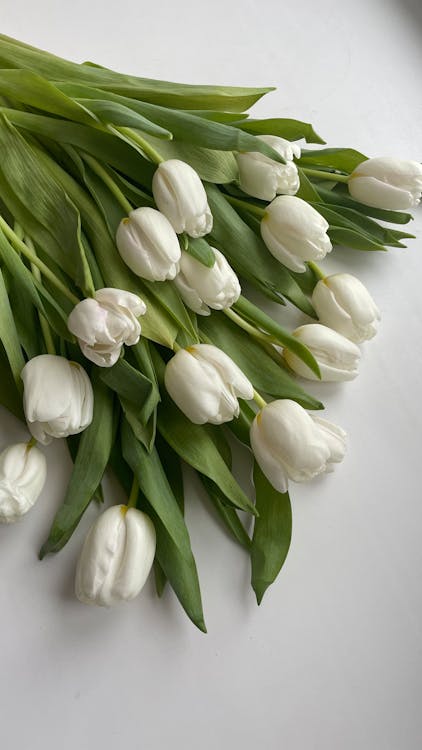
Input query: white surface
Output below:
<box><xmin>1</xmin><ymin>1</ymin><xmax>422</xmax><ymax>748</ymax></box>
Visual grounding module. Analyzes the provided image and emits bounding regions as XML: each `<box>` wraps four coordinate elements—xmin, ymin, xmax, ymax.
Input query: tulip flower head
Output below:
<box><xmin>164</xmin><ymin>344</ymin><xmax>253</xmax><ymax>425</ymax></box>
<box><xmin>22</xmin><ymin>355</ymin><xmax>94</xmax><ymax>445</ymax></box>
<box><xmin>0</xmin><ymin>442</ymin><xmax>47</xmax><ymax>523</ymax></box>
<box><xmin>348</xmin><ymin>157</ymin><xmax>422</xmax><ymax>210</ymax></box>
<box><xmin>236</xmin><ymin>135</ymin><xmax>301</xmax><ymax>201</ymax></box>
<box><xmin>68</xmin><ymin>288</ymin><xmax>146</xmax><ymax>367</ymax></box>
<box><xmin>75</xmin><ymin>505</ymin><xmax>156</xmax><ymax>607</ymax></box>
<box><xmin>285</xmin><ymin>324</ymin><xmax>361</xmax><ymax>381</ymax></box>
<box><xmin>152</xmin><ymin>159</ymin><xmax>213</xmax><ymax>238</ymax></box>
<box><xmin>173</xmin><ymin>248</ymin><xmax>241</xmax><ymax>315</ymax></box>
<box><xmin>312</xmin><ymin>273</ymin><xmax>380</xmax><ymax>344</ymax></box>
<box><xmin>261</xmin><ymin>195</ymin><xmax>332</xmax><ymax>272</ymax></box>
<box><xmin>116</xmin><ymin>206</ymin><xmax>181</xmax><ymax>281</ymax></box>
<box><xmin>250</xmin><ymin>399</ymin><xmax>347</xmax><ymax>493</ymax></box>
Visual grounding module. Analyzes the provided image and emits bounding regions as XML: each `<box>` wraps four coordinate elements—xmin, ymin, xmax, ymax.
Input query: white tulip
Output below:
<box><xmin>236</xmin><ymin>135</ymin><xmax>301</xmax><ymax>201</ymax></box>
<box><xmin>0</xmin><ymin>442</ymin><xmax>47</xmax><ymax>523</ymax></box>
<box><xmin>312</xmin><ymin>273</ymin><xmax>381</xmax><ymax>343</ymax></box>
<box><xmin>164</xmin><ymin>344</ymin><xmax>253</xmax><ymax>425</ymax></box>
<box><xmin>152</xmin><ymin>159</ymin><xmax>213</xmax><ymax>238</ymax></box>
<box><xmin>68</xmin><ymin>288</ymin><xmax>146</xmax><ymax>367</ymax></box>
<box><xmin>22</xmin><ymin>355</ymin><xmax>94</xmax><ymax>445</ymax></box>
<box><xmin>348</xmin><ymin>157</ymin><xmax>422</xmax><ymax>210</ymax></box>
<box><xmin>284</xmin><ymin>323</ymin><xmax>361</xmax><ymax>382</ymax></box>
<box><xmin>173</xmin><ymin>248</ymin><xmax>241</xmax><ymax>316</ymax></box>
<box><xmin>75</xmin><ymin>505</ymin><xmax>156</xmax><ymax>607</ymax></box>
<box><xmin>250</xmin><ymin>399</ymin><xmax>346</xmax><ymax>493</ymax></box>
<box><xmin>261</xmin><ymin>195</ymin><xmax>332</xmax><ymax>272</ymax></box>
<box><xmin>116</xmin><ymin>206</ymin><xmax>181</xmax><ymax>281</ymax></box>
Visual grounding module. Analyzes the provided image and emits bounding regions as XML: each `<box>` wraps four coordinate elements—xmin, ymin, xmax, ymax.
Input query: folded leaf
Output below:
<box><xmin>40</xmin><ymin>373</ymin><xmax>115</xmax><ymax>557</ymax></box>
<box><xmin>235</xmin><ymin>117</ymin><xmax>325</xmax><ymax>144</ymax></box>
<box><xmin>251</xmin><ymin>463</ymin><xmax>292</xmax><ymax>604</ymax></box>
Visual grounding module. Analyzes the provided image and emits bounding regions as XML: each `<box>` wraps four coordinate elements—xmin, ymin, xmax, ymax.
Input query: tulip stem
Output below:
<box><xmin>0</xmin><ymin>217</ymin><xmax>80</xmax><ymax>306</ymax></box>
<box><xmin>308</xmin><ymin>261</ymin><xmax>326</xmax><ymax>281</ymax></box>
<box><xmin>253</xmin><ymin>390</ymin><xmax>267</xmax><ymax>410</ymax></box>
<box><xmin>223</xmin><ymin>307</ymin><xmax>275</xmax><ymax>345</ymax></box>
<box><xmin>81</xmin><ymin>153</ymin><xmax>133</xmax><ymax>214</ymax></box>
<box><xmin>172</xmin><ymin>341</ymin><xmax>182</xmax><ymax>352</ymax></box>
<box><xmin>223</xmin><ymin>194</ymin><xmax>266</xmax><ymax>219</ymax></box>
<box><xmin>30</xmin><ymin>262</ymin><xmax>57</xmax><ymax>355</ymax></box>
<box><xmin>117</xmin><ymin>127</ymin><xmax>165</xmax><ymax>165</ymax></box>
<box><xmin>301</xmin><ymin>167</ymin><xmax>350</xmax><ymax>184</ymax></box>
<box><xmin>26</xmin><ymin>436</ymin><xmax>37</xmax><ymax>451</ymax></box>
<box><xmin>127</xmin><ymin>476</ymin><xmax>139</xmax><ymax>509</ymax></box>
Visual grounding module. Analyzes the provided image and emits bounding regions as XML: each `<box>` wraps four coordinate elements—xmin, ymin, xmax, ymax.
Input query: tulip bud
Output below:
<box><xmin>0</xmin><ymin>442</ymin><xmax>47</xmax><ymax>523</ymax></box>
<box><xmin>261</xmin><ymin>195</ymin><xmax>332</xmax><ymax>272</ymax></box>
<box><xmin>284</xmin><ymin>324</ymin><xmax>361</xmax><ymax>382</ymax></box>
<box><xmin>236</xmin><ymin>135</ymin><xmax>301</xmax><ymax>201</ymax></box>
<box><xmin>116</xmin><ymin>206</ymin><xmax>181</xmax><ymax>281</ymax></box>
<box><xmin>250</xmin><ymin>399</ymin><xmax>346</xmax><ymax>493</ymax></box>
<box><xmin>348</xmin><ymin>157</ymin><xmax>422</xmax><ymax>210</ymax></box>
<box><xmin>164</xmin><ymin>344</ymin><xmax>253</xmax><ymax>425</ymax></box>
<box><xmin>68</xmin><ymin>288</ymin><xmax>146</xmax><ymax>367</ymax></box>
<box><xmin>152</xmin><ymin>159</ymin><xmax>213</xmax><ymax>238</ymax></box>
<box><xmin>75</xmin><ymin>505</ymin><xmax>156</xmax><ymax>607</ymax></box>
<box><xmin>312</xmin><ymin>273</ymin><xmax>380</xmax><ymax>343</ymax></box>
<box><xmin>173</xmin><ymin>248</ymin><xmax>241</xmax><ymax>316</ymax></box>
<box><xmin>22</xmin><ymin>355</ymin><xmax>94</xmax><ymax>445</ymax></box>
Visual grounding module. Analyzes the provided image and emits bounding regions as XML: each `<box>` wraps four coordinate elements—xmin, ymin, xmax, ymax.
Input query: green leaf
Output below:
<box><xmin>312</xmin><ymin>202</ymin><xmax>411</xmax><ymax>248</ymax></box>
<box><xmin>122</xmin><ymin>419</ymin><xmax>196</xmax><ymax>553</ymax></box>
<box><xmin>40</xmin><ymin>373</ymin><xmax>114</xmax><ymax>557</ymax></box>
<box><xmin>299</xmin><ymin>147</ymin><xmax>367</xmax><ymax>172</ymax></box>
<box><xmin>251</xmin><ymin>463</ymin><xmax>292</xmax><ymax>604</ymax></box>
<box><xmin>0</xmin><ymin>69</ymin><xmax>97</xmax><ymax>124</ymax></box>
<box><xmin>235</xmin><ymin>117</ymin><xmax>325</xmax><ymax>144</ymax></box>
<box><xmin>99</xmin><ymin>358</ymin><xmax>159</xmax><ymax>425</ymax></box>
<box><xmin>6</xmin><ymin>108</ymin><xmax>155</xmax><ymax>185</ymax></box>
<box><xmin>0</xmin><ymin>227</ymin><xmax>72</xmax><ymax>340</ymax></box>
<box><xmin>328</xmin><ymin>226</ymin><xmax>386</xmax><ymax>252</ymax></box>
<box><xmin>316</xmin><ymin>185</ymin><xmax>413</xmax><ymax>225</ymax></box>
<box><xmin>296</xmin><ymin>168</ymin><xmax>322</xmax><ymax>202</ymax></box>
<box><xmin>200</xmin><ymin>312</ymin><xmax>322</xmax><ymax>409</ymax></box>
<box><xmin>55</xmin><ymin>82</ymin><xmax>286</xmax><ymax>164</ymax></box>
<box><xmin>233</xmin><ymin>296</ymin><xmax>321</xmax><ymax>381</ymax></box>
<box><xmin>186</xmin><ymin>237</ymin><xmax>216</xmax><ymax>267</ymax></box>
<box><xmin>0</xmin><ymin>343</ymin><xmax>24</xmax><ymax>420</ymax></box>
<box><xmin>77</xmin><ymin>98</ymin><xmax>172</xmax><ymax>138</ymax></box>
<box><xmin>0</xmin><ymin>116</ymin><xmax>93</xmax><ymax>295</ymax></box>
<box><xmin>0</xmin><ymin>267</ymin><xmax>25</xmax><ymax>392</ymax></box>
<box><xmin>206</xmin><ymin>183</ymin><xmax>316</xmax><ymax>316</ymax></box>
<box><xmin>137</xmin><ymin>135</ymin><xmax>238</xmax><ymax>184</ymax></box>
<box><xmin>0</xmin><ymin>34</ymin><xmax>272</xmax><ymax>111</ymax></box>
<box><xmin>200</xmin><ymin>475</ymin><xmax>252</xmax><ymax>550</ymax></box>
<box><xmin>147</xmin><ymin>500</ymin><xmax>206</xmax><ymax>632</ymax></box>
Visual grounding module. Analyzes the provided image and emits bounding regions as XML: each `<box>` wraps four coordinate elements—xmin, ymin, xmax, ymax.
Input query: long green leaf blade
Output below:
<box><xmin>40</xmin><ymin>373</ymin><xmax>114</xmax><ymax>557</ymax></box>
<box><xmin>251</xmin><ymin>463</ymin><xmax>292</xmax><ymax>604</ymax></box>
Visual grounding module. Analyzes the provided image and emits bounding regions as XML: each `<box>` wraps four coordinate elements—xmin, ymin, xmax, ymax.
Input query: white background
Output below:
<box><xmin>1</xmin><ymin>1</ymin><xmax>422</xmax><ymax>748</ymax></box>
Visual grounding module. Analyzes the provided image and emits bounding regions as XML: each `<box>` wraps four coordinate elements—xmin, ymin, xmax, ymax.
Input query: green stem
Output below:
<box><xmin>307</xmin><ymin>260</ymin><xmax>326</xmax><ymax>281</ymax></box>
<box><xmin>81</xmin><ymin>153</ymin><xmax>133</xmax><ymax>214</ymax></box>
<box><xmin>127</xmin><ymin>476</ymin><xmax>139</xmax><ymax>509</ymax></box>
<box><xmin>0</xmin><ymin>217</ymin><xmax>80</xmax><ymax>306</ymax></box>
<box><xmin>117</xmin><ymin>127</ymin><xmax>164</xmax><ymax>164</ymax></box>
<box><xmin>253</xmin><ymin>390</ymin><xmax>267</xmax><ymax>410</ymax></box>
<box><xmin>26</xmin><ymin>436</ymin><xmax>37</xmax><ymax>450</ymax></box>
<box><xmin>223</xmin><ymin>307</ymin><xmax>275</xmax><ymax>345</ymax></box>
<box><xmin>223</xmin><ymin>194</ymin><xmax>266</xmax><ymax>218</ymax></box>
<box><xmin>301</xmin><ymin>167</ymin><xmax>350</xmax><ymax>184</ymax></box>
<box><xmin>30</xmin><ymin>262</ymin><xmax>56</xmax><ymax>355</ymax></box>
<box><xmin>172</xmin><ymin>341</ymin><xmax>182</xmax><ymax>352</ymax></box>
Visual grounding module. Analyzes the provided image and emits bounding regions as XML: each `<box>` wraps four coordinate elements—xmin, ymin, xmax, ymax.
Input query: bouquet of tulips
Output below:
<box><xmin>0</xmin><ymin>35</ymin><xmax>420</xmax><ymax>631</ymax></box>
